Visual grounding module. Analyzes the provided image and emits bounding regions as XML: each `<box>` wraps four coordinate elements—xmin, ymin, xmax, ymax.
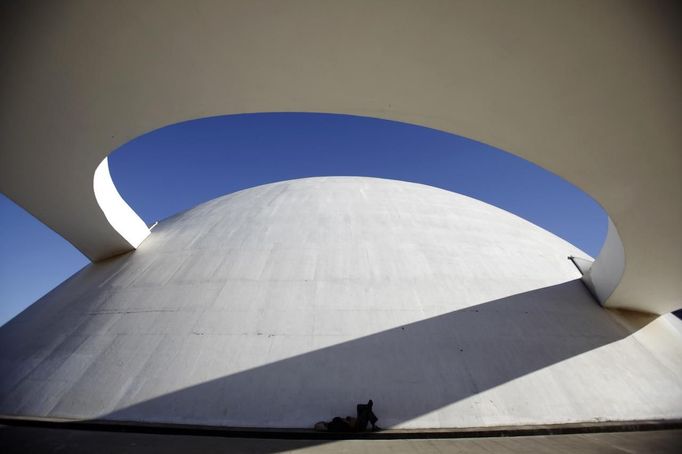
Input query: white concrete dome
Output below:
<box><xmin>1</xmin><ymin>177</ymin><xmax>680</xmax><ymax>429</ymax></box>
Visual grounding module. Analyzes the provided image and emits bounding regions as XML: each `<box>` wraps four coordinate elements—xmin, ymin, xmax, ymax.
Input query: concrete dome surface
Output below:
<box><xmin>1</xmin><ymin>177</ymin><xmax>680</xmax><ymax>429</ymax></box>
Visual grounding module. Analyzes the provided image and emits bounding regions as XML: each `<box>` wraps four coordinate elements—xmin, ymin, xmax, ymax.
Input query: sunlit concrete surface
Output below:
<box><xmin>1</xmin><ymin>426</ymin><xmax>681</xmax><ymax>454</ymax></box>
<box><xmin>1</xmin><ymin>178</ymin><xmax>680</xmax><ymax>429</ymax></box>
<box><xmin>92</xmin><ymin>157</ymin><xmax>150</xmax><ymax>249</ymax></box>
<box><xmin>0</xmin><ymin>1</ymin><xmax>679</xmax><ymax>314</ymax></box>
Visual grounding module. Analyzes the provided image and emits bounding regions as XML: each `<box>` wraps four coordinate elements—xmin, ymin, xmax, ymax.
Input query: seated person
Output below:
<box><xmin>356</xmin><ymin>399</ymin><xmax>379</xmax><ymax>431</ymax></box>
<box><xmin>314</xmin><ymin>400</ymin><xmax>380</xmax><ymax>432</ymax></box>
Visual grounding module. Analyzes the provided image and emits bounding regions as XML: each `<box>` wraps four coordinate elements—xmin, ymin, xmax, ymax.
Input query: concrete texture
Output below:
<box><xmin>0</xmin><ymin>1</ymin><xmax>680</xmax><ymax>314</ymax></box>
<box><xmin>1</xmin><ymin>178</ymin><xmax>680</xmax><ymax>429</ymax></box>
<box><xmin>1</xmin><ymin>425</ymin><xmax>681</xmax><ymax>454</ymax></box>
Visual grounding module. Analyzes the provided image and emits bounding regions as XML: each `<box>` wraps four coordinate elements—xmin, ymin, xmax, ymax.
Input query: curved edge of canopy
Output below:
<box><xmin>93</xmin><ymin>157</ymin><xmax>150</xmax><ymax>251</ymax></box>
<box><xmin>581</xmin><ymin>218</ymin><xmax>626</xmax><ymax>308</ymax></box>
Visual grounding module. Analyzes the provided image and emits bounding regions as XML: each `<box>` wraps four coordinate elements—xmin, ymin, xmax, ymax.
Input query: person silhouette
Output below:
<box><xmin>355</xmin><ymin>399</ymin><xmax>380</xmax><ymax>431</ymax></box>
<box><xmin>313</xmin><ymin>400</ymin><xmax>381</xmax><ymax>432</ymax></box>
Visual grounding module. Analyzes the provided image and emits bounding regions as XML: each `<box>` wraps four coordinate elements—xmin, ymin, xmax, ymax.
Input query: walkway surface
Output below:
<box><xmin>2</xmin><ymin>425</ymin><xmax>681</xmax><ymax>453</ymax></box>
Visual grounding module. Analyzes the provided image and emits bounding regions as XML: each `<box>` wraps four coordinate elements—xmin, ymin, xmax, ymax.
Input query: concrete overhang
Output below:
<box><xmin>0</xmin><ymin>0</ymin><xmax>679</xmax><ymax>314</ymax></box>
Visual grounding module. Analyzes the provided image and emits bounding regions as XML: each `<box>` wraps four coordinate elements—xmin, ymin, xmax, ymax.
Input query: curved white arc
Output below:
<box><xmin>93</xmin><ymin>157</ymin><xmax>150</xmax><ymax>250</ymax></box>
<box><xmin>582</xmin><ymin>217</ymin><xmax>625</xmax><ymax>307</ymax></box>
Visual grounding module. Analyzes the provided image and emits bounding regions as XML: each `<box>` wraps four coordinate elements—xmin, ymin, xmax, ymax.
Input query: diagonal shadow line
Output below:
<box><xmin>96</xmin><ymin>279</ymin><xmax>635</xmax><ymax>439</ymax></box>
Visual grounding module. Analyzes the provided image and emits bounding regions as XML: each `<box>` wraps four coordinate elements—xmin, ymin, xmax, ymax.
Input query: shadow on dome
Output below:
<box><xmin>94</xmin><ymin>280</ymin><xmax>655</xmax><ymax>436</ymax></box>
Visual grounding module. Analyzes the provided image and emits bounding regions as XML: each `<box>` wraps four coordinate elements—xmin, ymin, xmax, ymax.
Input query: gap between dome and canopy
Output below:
<box><xmin>93</xmin><ymin>113</ymin><xmax>622</xmax><ymax>309</ymax></box>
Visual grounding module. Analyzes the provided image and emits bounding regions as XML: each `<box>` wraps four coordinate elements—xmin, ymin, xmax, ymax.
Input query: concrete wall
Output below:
<box><xmin>1</xmin><ymin>178</ymin><xmax>680</xmax><ymax>428</ymax></box>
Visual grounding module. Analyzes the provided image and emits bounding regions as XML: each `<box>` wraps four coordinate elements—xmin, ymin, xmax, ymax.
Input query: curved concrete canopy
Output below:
<box><xmin>0</xmin><ymin>1</ymin><xmax>679</xmax><ymax>314</ymax></box>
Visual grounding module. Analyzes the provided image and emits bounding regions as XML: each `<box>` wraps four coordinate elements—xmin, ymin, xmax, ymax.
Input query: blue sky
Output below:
<box><xmin>0</xmin><ymin>113</ymin><xmax>607</xmax><ymax>326</ymax></box>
